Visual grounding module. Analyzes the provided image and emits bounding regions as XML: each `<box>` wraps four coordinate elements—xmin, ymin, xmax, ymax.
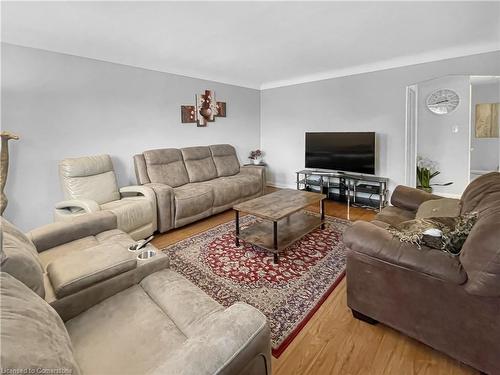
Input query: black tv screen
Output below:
<box><xmin>305</xmin><ymin>132</ymin><xmax>375</xmax><ymax>174</ymax></box>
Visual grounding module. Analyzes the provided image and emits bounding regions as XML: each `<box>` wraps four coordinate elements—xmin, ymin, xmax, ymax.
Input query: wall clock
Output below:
<box><xmin>426</xmin><ymin>89</ymin><xmax>460</xmax><ymax>114</ymax></box>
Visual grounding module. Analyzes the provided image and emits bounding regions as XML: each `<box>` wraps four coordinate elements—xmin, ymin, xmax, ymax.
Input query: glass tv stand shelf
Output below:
<box><xmin>295</xmin><ymin>169</ymin><xmax>389</xmax><ymax>219</ymax></box>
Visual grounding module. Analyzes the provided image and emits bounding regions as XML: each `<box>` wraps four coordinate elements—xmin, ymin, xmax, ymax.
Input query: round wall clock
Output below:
<box><xmin>426</xmin><ymin>89</ymin><xmax>460</xmax><ymax>114</ymax></box>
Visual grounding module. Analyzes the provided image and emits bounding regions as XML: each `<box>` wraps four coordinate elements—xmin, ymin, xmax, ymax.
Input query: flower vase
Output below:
<box><xmin>417</xmin><ymin>186</ymin><xmax>433</xmax><ymax>193</ymax></box>
<box><xmin>252</xmin><ymin>158</ymin><xmax>262</xmax><ymax>165</ymax></box>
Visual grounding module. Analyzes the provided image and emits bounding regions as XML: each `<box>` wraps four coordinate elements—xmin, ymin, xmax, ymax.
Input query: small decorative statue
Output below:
<box><xmin>249</xmin><ymin>149</ymin><xmax>264</xmax><ymax>165</ymax></box>
<box><xmin>1</xmin><ymin>131</ymin><xmax>19</xmax><ymax>215</ymax></box>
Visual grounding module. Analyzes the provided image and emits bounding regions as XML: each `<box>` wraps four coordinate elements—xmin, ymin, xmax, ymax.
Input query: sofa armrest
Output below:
<box><xmin>154</xmin><ymin>302</ymin><xmax>271</xmax><ymax>375</ymax></box>
<box><xmin>144</xmin><ymin>183</ymin><xmax>175</xmax><ymax>233</ymax></box>
<box><xmin>343</xmin><ymin>221</ymin><xmax>467</xmax><ymax>284</ymax></box>
<box><xmin>391</xmin><ymin>185</ymin><xmax>442</xmax><ymax>212</ymax></box>
<box><xmin>120</xmin><ymin>185</ymin><xmax>157</xmax><ymax>231</ymax></box>
<box><xmin>54</xmin><ymin>199</ymin><xmax>100</xmax><ymax>218</ymax></box>
<box><xmin>119</xmin><ymin>185</ymin><xmax>155</xmax><ymax>200</ymax></box>
<box><xmin>240</xmin><ymin>165</ymin><xmax>266</xmax><ymax>194</ymax></box>
<box><xmin>28</xmin><ymin>211</ymin><xmax>117</xmax><ymax>252</ymax></box>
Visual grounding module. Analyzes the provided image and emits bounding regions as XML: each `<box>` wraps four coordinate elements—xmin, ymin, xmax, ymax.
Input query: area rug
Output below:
<box><xmin>162</xmin><ymin>213</ymin><xmax>350</xmax><ymax>357</ymax></box>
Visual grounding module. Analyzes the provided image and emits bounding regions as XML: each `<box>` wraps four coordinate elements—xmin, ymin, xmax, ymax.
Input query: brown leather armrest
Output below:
<box><xmin>343</xmin><ymin>221</ymin><xmax>467</xmax><ymax>284</ymax></box>
<box><xmin>391</xmin><ymin>185</ymin><xmax>441</xmax><ymax>212</ymax></box>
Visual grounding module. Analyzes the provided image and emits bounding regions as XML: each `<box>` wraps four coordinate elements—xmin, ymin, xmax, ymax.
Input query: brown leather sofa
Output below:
<box><xmin>134</xmin><ymin>144</ymin><xmax>266</xmax><ymax>233</ymax></box>
<box><xmin>1</xmin><ymin>213</ymin><xmax>272</xmax><ymax>374</ymax></box>
<box><xmin>343</xmin><ymin>172</ymin><xmax>500</xmax><ymax>374</ymax></box>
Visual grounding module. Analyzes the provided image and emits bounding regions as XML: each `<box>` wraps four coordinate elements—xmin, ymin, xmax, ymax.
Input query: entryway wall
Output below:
<box><xmin>416</xmin><ymin>75</ymin><xmax>471</xmax><ymax>197</ymax></box>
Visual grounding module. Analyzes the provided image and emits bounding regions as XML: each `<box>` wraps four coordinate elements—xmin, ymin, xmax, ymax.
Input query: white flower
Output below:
<box><xmin>417</xmin><ymin>156</ymin><xmax>439</xmax><ymax>173</ymax></box>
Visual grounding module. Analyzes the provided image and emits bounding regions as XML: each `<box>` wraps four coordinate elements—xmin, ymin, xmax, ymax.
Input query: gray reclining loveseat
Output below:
<box><xmin>134</xmin><ymin>144</ymin><xmax>266</xmax><ymax>233</ymax></box>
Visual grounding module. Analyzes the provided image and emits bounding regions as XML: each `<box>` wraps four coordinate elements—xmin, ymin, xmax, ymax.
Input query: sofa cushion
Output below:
<box><xmin>223</xmin><ymin>174</ymin><xmax>262</xmax><ymax>198</ymax></box>
<box><xmin>47</xmin><ymin>244</ymin><xmax>137</xmax><ymax>298</ymax></box>
<box><xmin>344</xmin><ymin>221</ymin><xmax>467</xmax><ymax>285</ymax></box>
<box><xmin>1</xmin><ymin>218</ymin><xmax>45</xmax><ymax>298</ymax></box>
<box><xmin>374</xmin><ymin>206</ymin><xmax>416</xmax><ymax>227</ymax></box>
<box><xmin>140</xmin><ymin>270</ymin><xmax>223</xmax><ymax>336</ymax></box>
<box><xmin>59</xmin><ymin>154</ymin><xmax>120</xmax><ymax>205</ymax></box>
<box><xmin>181</xmin><ymin>146</ymin><xmax>218</xmax><ymax>183</ymax></box>
<box><xmin>173</xmin><ymin>183</ymin><xmax>214</xmax><ymax>220</ymax></box>
<box><xmin>66</xmin><ymin>281</ymin><xmax>186</xmax><ymax>375</ymax></box>
<box><xmin>202</xmin><ymin>177</ymin><xmax>242</xmax><ymax>207</ymax></box>
<box><xmin>101</xmin><ymin>197</ymin><xmax>153</xmax><ymax>233</ymax></box>
<box><xmin>0</xmin><ymin>273</ymin><xmax>81</xmax><ymax>374</ymax></box>
<box><xmin>387</xmin><ymin>212</ymin><xmax>478</xmax><ymax>255</ymax></box>
<box><xmin>416</xmin><ymin>198</ymin><xmax>462</xmax><ymax>219</ymax></box>
<box><xmin>143</xmin><ymin>148</ymin><xmax>189</xmax><ymax>188</ymax></box>
<box><xmin>209</xmin><ymin>144</ymin><xmax>240</xmax><ymax>177</ymax></box>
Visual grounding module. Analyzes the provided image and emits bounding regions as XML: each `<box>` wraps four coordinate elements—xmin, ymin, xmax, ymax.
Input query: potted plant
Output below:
<box><xmin>249</xmin><ymin>149</ymin><xmax>263</xmax><ymax>165</ymax></box>
<box><xmin>416</xmin><ymin>157</ymin><xmax>440</xmax><ymax>193</ymax></box>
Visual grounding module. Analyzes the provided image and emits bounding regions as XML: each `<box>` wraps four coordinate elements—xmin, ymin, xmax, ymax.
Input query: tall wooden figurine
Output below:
<box><xmin>0</xmin><ymin>131</ymin><xmax>19</xmax><ymax>215</ymax></box>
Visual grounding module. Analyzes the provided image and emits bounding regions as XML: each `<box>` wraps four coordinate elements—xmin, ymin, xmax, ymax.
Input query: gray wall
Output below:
<box><xmin>471</xmin><ymin>81</ymin><xmax>500</xmax><ymax>172</ymax></box>
<box><xmin>417</xmin><ymin>75</ymin><xmax>471</xmax><ymax>196</ymax></box>
<box><xmin>261</xmin><ymin>51</ymin><xmax>500</xmax><ymax>197</ymax></box>
<box><xmin>1</xmin><ymin>43</ymin><xmax>261</xmax><ymax>231</ymax></box>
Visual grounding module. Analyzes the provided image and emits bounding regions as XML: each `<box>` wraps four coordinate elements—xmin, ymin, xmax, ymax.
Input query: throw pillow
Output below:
<box><xmin>388</xmin><ymin>212</ymin><xmax>478</xmax><ymax>255</ymax></box>
<box><xmin>416</xmin><ymin>198</ymin><xmax>462</xmax><ymax>219</ymax></box>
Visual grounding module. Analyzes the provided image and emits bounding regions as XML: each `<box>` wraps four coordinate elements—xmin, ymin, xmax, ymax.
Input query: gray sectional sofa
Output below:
<box><xmin>134</xmin><ymin>144</ymin><xmax>266</xmax><ymax>233</ymax></box>
<box><xmin>1</xmin><ymin>212</ymin><xmax>271</xmax><ymax>374</ymax></box>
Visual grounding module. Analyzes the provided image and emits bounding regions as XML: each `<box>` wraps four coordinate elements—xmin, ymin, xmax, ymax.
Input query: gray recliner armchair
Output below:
<box><xmin>54</xmin><ymin>154</ymin><xmax>157</xmax><ymax>240</ymax></box>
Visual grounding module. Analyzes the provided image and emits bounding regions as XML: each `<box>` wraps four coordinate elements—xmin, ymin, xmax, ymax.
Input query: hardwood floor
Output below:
<box><xmin>151</xmin><ymin>190</ymin><xmax>476</xmax><ymax>375</ymax></box>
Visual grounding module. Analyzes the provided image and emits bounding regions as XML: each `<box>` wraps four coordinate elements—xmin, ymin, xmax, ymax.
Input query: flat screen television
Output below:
<box><xmin>305</xmin><ymin>132</ymin><xmax>375</xmax><ymax>174</ymax></box>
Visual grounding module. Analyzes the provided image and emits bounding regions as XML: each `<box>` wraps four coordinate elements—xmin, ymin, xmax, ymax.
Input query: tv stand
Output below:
<box><xmin>296</xmin><ymin>169</ymin><xmax>389</xmax><ymax>219</ymax></box>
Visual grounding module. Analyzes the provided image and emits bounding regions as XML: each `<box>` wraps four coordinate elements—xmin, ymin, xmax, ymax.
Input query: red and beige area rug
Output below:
<box><xmin>162</xmin><ymin>213</ymin><xmax>350</xmax><ymax>357</ymax></box>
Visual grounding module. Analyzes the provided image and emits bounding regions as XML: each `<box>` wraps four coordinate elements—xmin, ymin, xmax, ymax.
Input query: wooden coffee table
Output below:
<box><xmin>233</xmin><ymin>189</ymin><xmax>326</xmax><ymax>263</ymax></box>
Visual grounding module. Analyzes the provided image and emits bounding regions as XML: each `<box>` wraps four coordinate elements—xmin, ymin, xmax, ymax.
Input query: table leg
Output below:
<box><xmin>235</xmin><ymin>211</ymin><xmax>240</xmax><ymax>247</ymax></box>
<box><xmin>379</xmin><ymin>182</ymin><xmax>384</xmax><ymax>212</ymax></box>
<box><xmin>347</xmin><ymin>181</ymin><xmax>351</xmax><ymax>220</ymax></box>
<box><xmin>320</xmin><ymin>199</ymin><xmax>325</xmax><ymax>229</ymax></box>
<box><xmin>273</xmin><ymin>221</ymin><xmax>279</xmax><ymax>264</ymax></box>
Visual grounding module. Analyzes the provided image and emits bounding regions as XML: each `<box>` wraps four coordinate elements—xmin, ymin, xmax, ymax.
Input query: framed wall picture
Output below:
<box><xmin>475</xmin><ymin>103</ymin><xmax>499</xmax><ymax>138</ymax></box>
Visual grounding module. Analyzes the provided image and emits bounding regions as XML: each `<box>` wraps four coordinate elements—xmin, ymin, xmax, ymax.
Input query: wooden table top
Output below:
<box><xmin>233</xmin><ymin>189</ymin><xmax>326</xmax><ymax>221</ymax></box>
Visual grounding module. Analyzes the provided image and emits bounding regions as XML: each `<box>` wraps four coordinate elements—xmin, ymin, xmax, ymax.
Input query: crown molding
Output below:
<box><xmin>4</xmin><ymin>41</ymin><xmax>499</xmax><ymax>92</ymax></box>
<box><xmin>260</xmin><ymin>42</ymin><xmax>500</xmax><ymax>90</ymax></box>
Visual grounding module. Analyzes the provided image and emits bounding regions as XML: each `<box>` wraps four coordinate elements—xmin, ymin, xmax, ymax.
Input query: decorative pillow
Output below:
<box><xmin>416</xmin><ymin>198</ymin><xmax>462</xmax><ymax>219</ymax></box>
<box><xmin>388</xmin><ymin>212</ymin><xmax>478</xmax><ymax>255</ymax></box>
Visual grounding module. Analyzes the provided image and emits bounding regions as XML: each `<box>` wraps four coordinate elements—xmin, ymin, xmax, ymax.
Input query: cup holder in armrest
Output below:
<box><xmin>137</xmin><ymin>249</ymin><xmax>156</xmax><ymax>260</ymax></box>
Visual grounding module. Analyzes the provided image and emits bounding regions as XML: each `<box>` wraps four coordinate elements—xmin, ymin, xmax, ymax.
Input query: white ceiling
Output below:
<box><xmin>2</xmin><ymin>1</ymin><xmax>500</xmax><ymax>90</ymax></box>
